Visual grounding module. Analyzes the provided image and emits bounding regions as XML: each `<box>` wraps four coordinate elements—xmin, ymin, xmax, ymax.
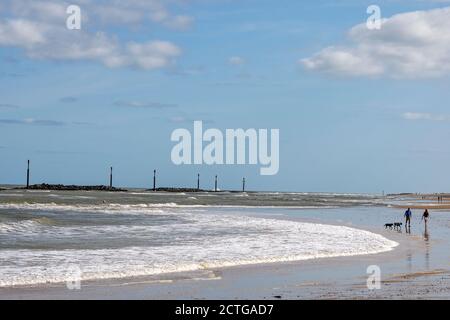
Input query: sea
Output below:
<box><xmin>0</xmin><ymin>189</ymin><xmax>401</xmax><ymax>287</ymax></box>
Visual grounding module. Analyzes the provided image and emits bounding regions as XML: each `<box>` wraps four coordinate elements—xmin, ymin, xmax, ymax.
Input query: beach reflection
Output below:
<box><xmin>424</xmin><ymin>226</ymin><xmax>430</xmax><ymax>241</ymax></box>
<box><xmin>405</xmin><ymin>225</ymin><xmax>411</xmax><ymax>234</ymax></box>
<box><xmin>406</xmin><ymin>250</ymin><xmax>413</xmax><ymax>273</ymax></box>
<box><xmin>424</xmin><ymin>226</ymin><xmax>430</xmax><ymax>270</ymax></box>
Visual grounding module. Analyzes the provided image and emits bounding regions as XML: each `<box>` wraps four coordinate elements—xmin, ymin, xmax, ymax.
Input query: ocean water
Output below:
<box><xmin>0</xmin><ymin>189</ymin><xmax>398</xmax><ymax>287</ymax></box>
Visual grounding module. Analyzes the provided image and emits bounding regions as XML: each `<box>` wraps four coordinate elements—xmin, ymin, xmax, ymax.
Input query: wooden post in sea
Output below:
<box><xmin>197</xmin><ymin>174</ymin><xmax>200</xmax><ymax>191</ymax></box>
<box><xmin>109</xmin><ymin>167</ymin><xmax>113</xmax><ymax>188</ymax></box>
<box><xmin>153</xmin><ymin>170</ymin><xmax>156</xmax><ymax>191</ymax></box>
<box><xmin>26</xmin><ymin>160</ymin><xmax>30</xmax><ymax>189</ymax></box>
<box><xmin>214</xmin><ymin>175</ymin><xmax>218</xmax><ymax>192</ymax></box>
<box><xmin>242</xmin><ymin>178</ymin><xmax>246</xmax><ymax>193</ymax></box>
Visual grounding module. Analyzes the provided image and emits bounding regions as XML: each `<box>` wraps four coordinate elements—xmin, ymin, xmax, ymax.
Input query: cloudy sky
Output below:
<box><xmin>1</xmin><ymin>0</ymin><xmax>450</xmax><ymax>193</ymax></box>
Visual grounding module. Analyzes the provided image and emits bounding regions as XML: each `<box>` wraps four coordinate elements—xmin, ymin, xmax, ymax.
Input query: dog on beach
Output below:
<box><xmin>384</xmin><ymin>222</ymin><xmax>402</xmax><ymax>230</ymax></box>
<box><xmin>394</xmin><ymin>222</ymin><xmax>402</xmax><ymax>230</ymax></box>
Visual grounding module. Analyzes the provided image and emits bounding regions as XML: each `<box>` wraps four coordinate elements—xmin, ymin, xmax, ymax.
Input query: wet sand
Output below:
<box><xmin>1</xmin><ymin>205</ymin><xmax>448</xmax><ymax>300</ymax></box>
<box><xmin>1</xmin><ymin>238</ymin><xmax>448</xmax><ymax>300</ymax></box>
<box><xmin>390</xmin><ymin>193</ymin><xmax>450</xmax><ymax>210</ymax></box>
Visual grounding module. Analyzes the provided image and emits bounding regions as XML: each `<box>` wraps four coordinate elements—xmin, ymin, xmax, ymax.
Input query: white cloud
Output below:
<box><xmin>9</xmin><ymin>0</ymin><xmax>68</xmax><ymax>23</ymax></box>
<box><xmin>229</xmin><ymin>56</ymin><xmax>245</xmax><ymax>66</ymax></box>
<box><xmin>0</xmin><ymin>19</ymin><xmax>47</xmax><ymax>47</ymax></box>
<box><xmin>0</xmin><ymin>0</ymin><xmax>189</xmax><ymax>70</ymax></box>
<box><xmin>164</xmin><ymin>15</ymin><xmax>195</xmax><ymax>31</ymax></box>
<box><xmin>90</xmin><ymin>1</ymin><xmax>194</xmax><ymax>30</ymax></box>
<box><xmin>402</xmin><ymin>112</ymin><xmax>450</xmax><ymax>121</ymax></box>
<box><xmin>3</xmin><ymin>0</ymin><xmax>194</xmax><ymax>28</ymax></box>
<box><xmin>93</xmin><ymin>5</ymin><xmax>144</xmax><ymax>25</ymax></box>
<box><xmin>0</xmin><ymin>21</ymin><xmax>182</xmax><ymax>69</ymax></box>
<box><xmin>125</xmin><ymin>41</ymin><xmax>181</xmax><ymax>69</ymax></box>
<box><xmin>301</xmin><ymin>7</ymin><xmax>450</xmax><ymax>78</ymax></box>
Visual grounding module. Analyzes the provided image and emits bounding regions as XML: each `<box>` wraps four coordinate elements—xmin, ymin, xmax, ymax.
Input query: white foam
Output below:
<box><xmin>0</xmin><ymin>220</ymin><xmax>41</xmax><ymax>233</ymax></box>
<box><xmin>0</xmin><ymin>202</ymin><xmax>340</xmax><ymax>213</ymax></box>
<box><xmin>0</xmin><ymin>203</ymin><xmax>398</xmax><ymax>287</ymax></box>
<box><xmin>0</xmin><ymin>203</ymin><xmax>173</xmax><ymax>215</ymax></box>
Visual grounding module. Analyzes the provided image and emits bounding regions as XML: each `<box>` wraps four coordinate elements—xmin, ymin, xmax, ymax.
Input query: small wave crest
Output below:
<box><xmin>0</xmin><ymin>217</ymin><xmax>58</xmax><ymax>233</ymax></box>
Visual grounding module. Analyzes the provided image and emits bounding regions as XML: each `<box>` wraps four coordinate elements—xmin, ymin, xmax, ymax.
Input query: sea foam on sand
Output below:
<box><xmin>0</xmin><ymin>203</ymin><xmax>398</xmax><ymax>287</ymax></box>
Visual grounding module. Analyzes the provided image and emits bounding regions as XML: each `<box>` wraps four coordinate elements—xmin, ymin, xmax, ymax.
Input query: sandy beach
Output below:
<box><xmin>3</xmin><ymin>237</ymin><xmax>448</xmax><ymax>300</ymax></box>
<box><xmin>0</xmin><ymin>190</ymin><xmax>448</xmax><ymax>300</ymax></box>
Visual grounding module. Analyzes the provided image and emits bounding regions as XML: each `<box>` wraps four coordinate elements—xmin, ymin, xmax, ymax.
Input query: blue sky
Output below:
<box><xmin>1</xmin><ymin>0</ymin><xmax>450</xmax><ymax>193</ymax></box>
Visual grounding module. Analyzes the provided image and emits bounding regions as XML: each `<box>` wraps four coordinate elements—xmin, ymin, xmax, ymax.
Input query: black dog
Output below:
<box><xmin>384</xmin><ymin>223</ymin><xmax>394</xmax><ymax>229</ymax></box>
<box><xmin>394</xmin><ymin>222</ymin><xmax>403</xmax><ymax>230</ymax></box>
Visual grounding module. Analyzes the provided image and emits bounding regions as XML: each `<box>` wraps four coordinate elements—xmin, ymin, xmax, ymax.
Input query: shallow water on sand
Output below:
<box><xmin>0</xmin><ymin>190</ymin><xmax>402</xmax><ymax>287</ymax></box>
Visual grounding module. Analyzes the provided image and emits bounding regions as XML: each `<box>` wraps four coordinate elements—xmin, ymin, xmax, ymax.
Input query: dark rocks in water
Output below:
<box><xmin>149</xmin><ymin>187</ymin><xmax>208</xmax><ymax>193</ymax></box>
<box><xmin>12</xmin><ymin>185</ymin><xmax>244</xmax><ymax>193</ymax></box>
<box><xmin>149</xmin><ymin>188</ymin><xmax>253</xmax><ymax>193</ymax></box>
<box><xmin>17</xmin><ymin>184</ymin><xmax>127</xmax><ymax>192</ymax></box>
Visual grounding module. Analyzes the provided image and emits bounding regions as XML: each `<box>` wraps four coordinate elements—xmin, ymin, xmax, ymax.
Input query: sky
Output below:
<box><xmin>1</xmin><ymin>0</ymin><xmax>450</xmax><ymax>193</ymax></box>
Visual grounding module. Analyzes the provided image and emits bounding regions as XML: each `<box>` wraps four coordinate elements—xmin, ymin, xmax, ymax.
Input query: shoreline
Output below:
<box><xmin>2</xmin><ymin>206</ymin><xmax>448</xmax><ymax>300</ymax></box>
<box><xmin>0</xmin><ymin>194</ymin><xmax>448</xmax><ymax>300</ymax></box>
<box><xmin>0</xmin><ymin>219</ymin><xmax>399</xmax><ymax>290</ymax></box>
<box><xmin>2</xmin><ymin>229</ymin><xmax>444</xmax><ymax>300</ymax></box>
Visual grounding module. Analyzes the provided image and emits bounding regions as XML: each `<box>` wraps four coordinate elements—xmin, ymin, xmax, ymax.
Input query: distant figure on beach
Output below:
<box><xmin>422</xmin><ymin>209</ymin><xmax>430</xmax><ymax>241</ymax></box>
<box><xmin>404</xmin><ymin>208</ymin><xmax>412</xmax><ymax>231</ymax></box>
<box><xmin>422</xmin><ymin>209</ymin><xmax>430</xmax><ymax>226</ymax></box>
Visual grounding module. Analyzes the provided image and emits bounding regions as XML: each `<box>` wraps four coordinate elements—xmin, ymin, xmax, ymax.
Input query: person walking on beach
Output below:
<box><xmin>422</xmin><ymin>209</ymin><xmax>430</xmax><ymax>227</ymax></box>
<box><xmin>422</xmin><ymin>209</ymin><xmax>430</xmax><ymax>240</ymax></box>
<box><xmin>404</xmin><ymin>208</ymin><xmax>412</xmax><ymax>231</ymax></box>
